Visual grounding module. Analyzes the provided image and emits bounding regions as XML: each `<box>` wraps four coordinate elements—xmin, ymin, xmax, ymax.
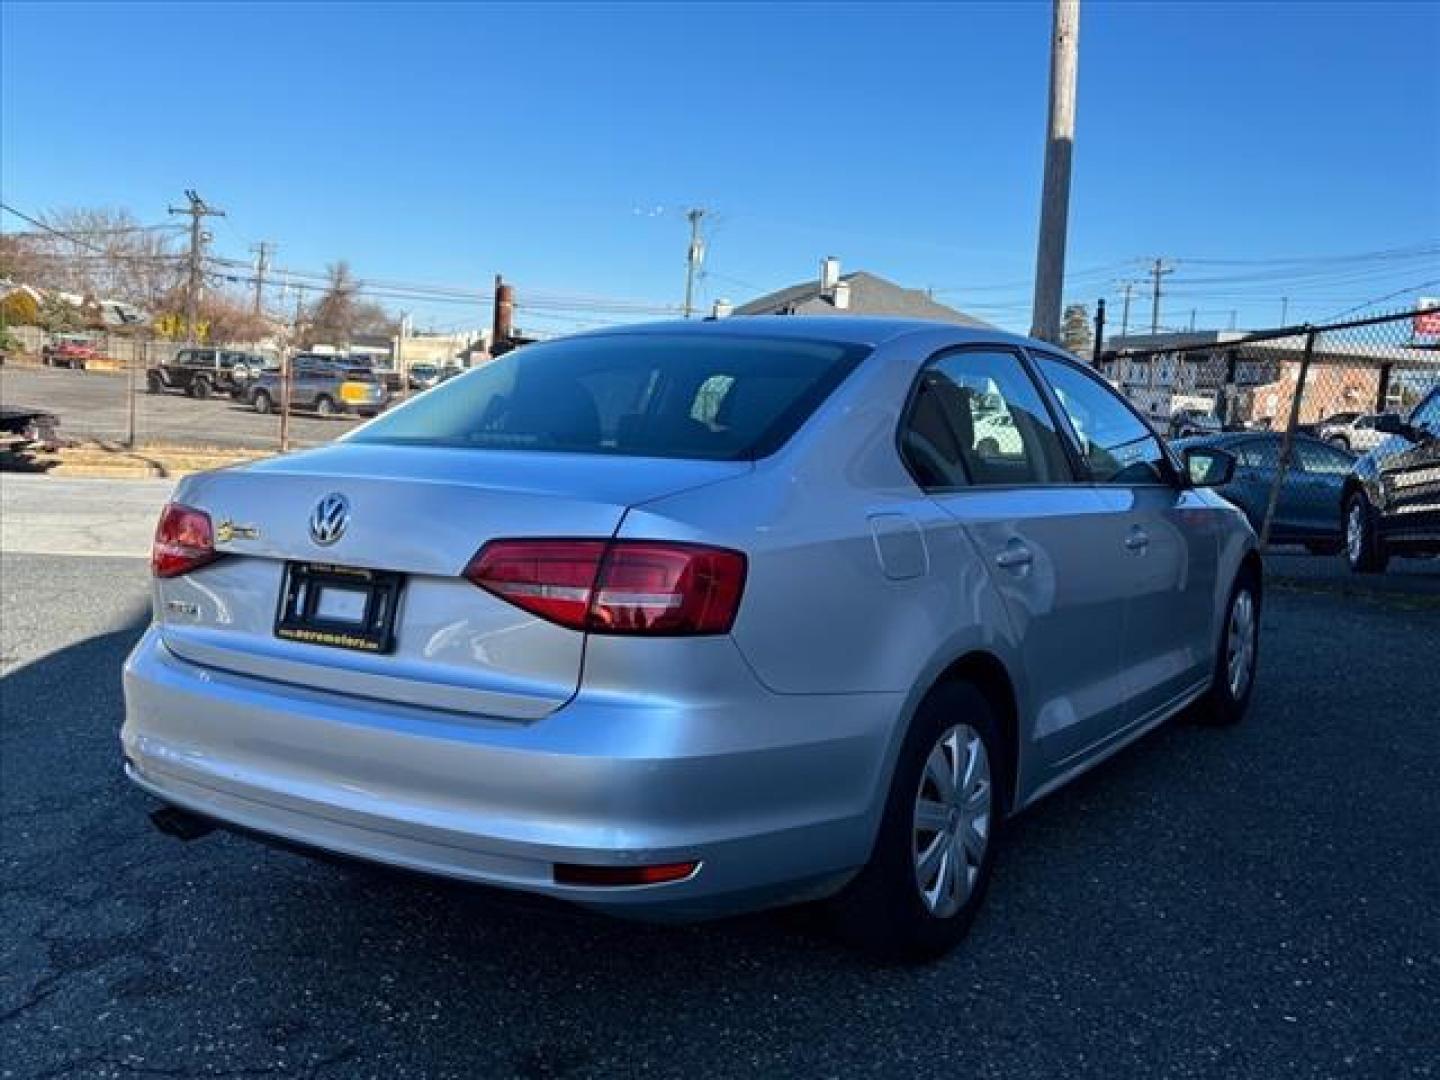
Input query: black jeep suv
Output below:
<box><xmin>1342</xmin><ymin>387</ymin><xmax>1440</xmax><ymax>573</ymax></box>
<box><xmin>146</xmin><ymin>348</ymin><xmax>269</xmax><ymax>399</ymax></box>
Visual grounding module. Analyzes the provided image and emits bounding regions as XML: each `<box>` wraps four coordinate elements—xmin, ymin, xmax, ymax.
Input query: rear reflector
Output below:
<box><xmin>152</xmin><ymin>502</ymin><xmax>220</xmax><ymax>579</ymax></box>
<box><xmin>553</xmin><ymin>861</ymin><xmax>699</xmax><ymax>887</ymax></box>
<box><xmin>465</xmin><ymin>539</ymin><xmax>745</xmax><ymax>635</ymax></box>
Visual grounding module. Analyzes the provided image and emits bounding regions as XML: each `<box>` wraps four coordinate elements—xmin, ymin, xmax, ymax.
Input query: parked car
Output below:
<box><xmin>1173</xmin><ymin>432</ymin><xmax>1355</xmax><ymax>552</ymax></box>
<box><xmin>125</xmin><ymin>319</ymin><xmax>1259</xmax><ymax>961</ymax></box>
<box><xmin>243</xmin><ymin>364</ymin><xmax>388</xmax><ymax>417</ymax></box>
<box><xmin>1318</xmin><ymin>412</ymin><xmax>1395</xmax><ymax>454</ymax></box>
<box><xmin>406</xmin><ymin>362</ymin><xmax>441</xmax><ymax>391</ymax></box>
<box><xmin>1168</xmin><ymin>408</ymin><xmax>1223</xmax><ymax>439</ymax></box>
<box><xmin>1342</xmin><ymin>387</ymin><xmax>1440</xmax><ymax>573</ymax></box>
<box><xmin>42</xmin><ymin>335</ymin><xmax>101</xmax><ymax>370</ymax></box>
<box><xmin>146</xmin><ymin>348</ymin><xmax>270</xmax><ymax>399</ymax></box>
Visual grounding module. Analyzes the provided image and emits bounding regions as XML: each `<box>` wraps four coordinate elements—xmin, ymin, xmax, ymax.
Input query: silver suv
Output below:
<box><xmin>124</xmin><ymin>319</ymin><xmax>1258</xmax><ymax>959</ymax></box>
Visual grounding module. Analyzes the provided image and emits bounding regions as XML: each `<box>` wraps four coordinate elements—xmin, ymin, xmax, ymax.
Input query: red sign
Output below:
<box><xmin>1416</xmin><ymin>298</ymin><xmax>1440</xmax><ymax>336</ymax></box>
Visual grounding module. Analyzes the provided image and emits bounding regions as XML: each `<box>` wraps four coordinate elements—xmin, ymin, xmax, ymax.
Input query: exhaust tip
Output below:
<box><xmin>149</xmin><ymin>805</ymin><xmax>217</xmax><ymax>842</ymax></box>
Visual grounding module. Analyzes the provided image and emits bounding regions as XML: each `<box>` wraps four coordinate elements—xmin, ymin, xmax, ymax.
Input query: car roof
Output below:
<box><xmin>574</xmin><ymin>315</ymin><xmax>1050</xmax><ymax>352</ymax></box>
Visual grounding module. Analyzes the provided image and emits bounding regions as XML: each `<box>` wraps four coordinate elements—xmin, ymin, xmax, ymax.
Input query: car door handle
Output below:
<box><xmin>1124</xmin><ymin>528</ymin><xmax>1151</xmax><ymax>551</ymax></box>
<box><xmin>995</xmin><ymin>542</ymin><xmax>1033</xmax><ymax>569</ymax></box>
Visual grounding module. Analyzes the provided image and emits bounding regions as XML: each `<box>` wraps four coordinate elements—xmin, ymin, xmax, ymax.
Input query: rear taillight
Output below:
<box><xmin>152</xmin><ymin>502</ymin><xmax>219</xmax><ymax>578</ymax></box>
<box><xmin>464</xmin><ymin>539</ymin><xmax>746</xmax><ymax>635</ymax></box>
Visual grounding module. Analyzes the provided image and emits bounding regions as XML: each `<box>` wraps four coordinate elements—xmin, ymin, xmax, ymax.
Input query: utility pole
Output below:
<box><xmin>1118</xmin><ymin>280</ymin><xmax>1138</xmax><ymax>338</ymax></box>
<box><xmin>250</xmin><ymin>241</ymin><xmax>275</xmax><ymax>316</ymax></box>
<box><xmin>1280</xmin><ymin>296</ymin><xmax>1290</xmax><ymax>325</ymax></box>
<box><xmin>1148</xmin><ymin>257</ymin><xmax>1175</xmax><ymax>334</ymax></box>
<box><xmin>1092</xmin><ymin>297</ymin><xmax>1106</xmax><ymax>366</ymax></box>
<box><xmin>683</xmin><ymin>208</ymin><xmax>706</xmax><ymax>318</ymax></box>
<box><xmin>1029</xmin><ymin>0</ymin><xmax>1080</xmax><ymax>344</ymax></box>
<box><xmin>168</xmin><ymin>190</ymin><xmax>225</xmax><ymax>343</ymax></box>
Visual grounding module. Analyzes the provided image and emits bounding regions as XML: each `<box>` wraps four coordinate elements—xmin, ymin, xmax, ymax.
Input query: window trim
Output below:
<box><xmin>895</xmin><ymin>342</ymin><xmax>1081</xmax><ymax>493</ymax></box>
<box><xmin>1027</xmin><ymin>348</ymin><xmax>1185</xmax><ymax>489</ymax></box>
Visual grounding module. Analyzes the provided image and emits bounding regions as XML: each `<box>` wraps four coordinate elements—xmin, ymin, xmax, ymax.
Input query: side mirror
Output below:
<box><xmin>1183</xmin><ymin>446</ymin><xmax>1236</xmax><ymax>488</ymax></box>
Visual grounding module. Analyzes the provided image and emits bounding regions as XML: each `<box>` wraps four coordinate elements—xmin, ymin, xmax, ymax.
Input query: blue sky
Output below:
<box><xmin>3</xmin><ymin>1</ymin><xmax>1437</xmax><ymax>336</ymax></box>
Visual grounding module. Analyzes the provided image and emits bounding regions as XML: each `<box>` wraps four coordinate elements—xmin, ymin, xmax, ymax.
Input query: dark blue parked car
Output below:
<box><xmin>1174</xmin><ymin>432</ymin><xmax>1356</xmax><ymax>552</ymax></box>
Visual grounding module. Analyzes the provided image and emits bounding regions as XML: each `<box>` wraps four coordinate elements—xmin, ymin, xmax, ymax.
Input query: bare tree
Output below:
<box><xmin>306</xmin><ymin>261</ymin><xmax>359</xmax><ymax>347</ymax></box>
<box><xmin>4</xmin><ymin>207</ymin><xmax>183</xmax><ymax>310</ymax></box>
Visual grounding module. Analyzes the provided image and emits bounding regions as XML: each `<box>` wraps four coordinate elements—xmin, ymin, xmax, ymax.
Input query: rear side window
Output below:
<box><xmin>900</xmin><ymin>347</ymin><xmax>1072</xmax><ymax>488</ymax></box>
<box><xmin>349</xmin><ymin>333</ymin><xmax>868</xmax><ymax>460</ymax></box>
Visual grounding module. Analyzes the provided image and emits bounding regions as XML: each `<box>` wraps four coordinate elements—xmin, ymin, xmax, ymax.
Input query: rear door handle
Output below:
<box><xmin>1124</xmin><ymin>528</ymin><xmax>1150</xmax><ymax>551</ymax></box>
<box><xmin>995</xmin><ymin>542</ymin><xmax>1033</xmax><ymax>569</ymax></box>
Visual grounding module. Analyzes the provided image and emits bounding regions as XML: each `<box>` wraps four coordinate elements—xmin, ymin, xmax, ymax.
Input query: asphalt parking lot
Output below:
<box><xmin>0</xmin><ymin>365</ymin><xmax>361</xmax><ymax>450</ymax></box>
<box><xmin>2</xmin><ymin>485</ymin><xmax>1437</xmax><ymax>1078</ymax></box>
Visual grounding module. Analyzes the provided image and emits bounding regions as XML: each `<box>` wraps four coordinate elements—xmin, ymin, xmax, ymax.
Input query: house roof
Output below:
<box><xmin>733</xmin><ymin>270</ymin><xmax>991</xmax><ymax>327</ymax></box>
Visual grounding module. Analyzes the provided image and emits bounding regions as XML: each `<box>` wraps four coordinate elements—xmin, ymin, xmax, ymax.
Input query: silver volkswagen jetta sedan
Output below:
<box><xmin>123</xmin><ymin>318</ymin><xmax>1259</xmax><ymax>959</ymax></box>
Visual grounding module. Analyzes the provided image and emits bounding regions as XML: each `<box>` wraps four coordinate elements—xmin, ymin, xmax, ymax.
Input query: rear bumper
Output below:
<box><xmin>121</xmin><ymin>627</ymin><xmax>897</xmax><ymax>919</ymax></box>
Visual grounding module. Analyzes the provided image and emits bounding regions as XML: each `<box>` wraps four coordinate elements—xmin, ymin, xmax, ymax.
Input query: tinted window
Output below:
<box><xmin>349</xmin><ymin>333</ymin><xmax>867</xmax><ymax>460</ymax></box>
<box><xmin>1293</xmin><ymin>438</ymin><xmax>1354</xmax><ymax>476</ymax></box>
<box><xmin>1035</xmin><ymin>355</ymin><xmax>1172</xmax><ymax>484</ymax></box>
<box><xmin>1231</xmin><ymin>436</ymin><xmax>1281</xmax><ymax>469</ymax></box>
<box><xmin>900</xmin><ymin>347</ymin><xmax>1071</xmax><ymax>487</ymax></box>
<box><xmin>1411</xmin><ymin>391</ymin><xmax>1440</xmax><ymax>434</ymax></box>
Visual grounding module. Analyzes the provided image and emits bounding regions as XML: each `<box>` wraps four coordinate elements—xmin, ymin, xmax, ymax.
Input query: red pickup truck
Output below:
<box><xmin>41</xmin><ymin>336</ymin><xmax>101</xmax><ymax>370</ymax></box>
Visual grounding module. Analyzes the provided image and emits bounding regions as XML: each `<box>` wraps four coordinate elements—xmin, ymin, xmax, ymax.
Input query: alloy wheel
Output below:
<box><xmin>912</xmin><ymin>724</ymin><xmax>991</xmax><ymax>919</ymax></box>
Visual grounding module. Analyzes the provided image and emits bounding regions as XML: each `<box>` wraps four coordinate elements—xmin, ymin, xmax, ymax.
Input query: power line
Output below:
<box><xmin>1319</xmin><ymin>278</ymin><xmax>1440</xmax><ymax>324</ymax></box>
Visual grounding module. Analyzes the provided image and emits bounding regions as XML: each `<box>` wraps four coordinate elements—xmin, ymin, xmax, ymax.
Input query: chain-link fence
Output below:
<box><xmin>1099</xmin><ymin>307</ymin><xmax>1440</xmax><ymax>565</ymax></box>
<box><xmin>1</xmin><ymin>330</ymin><xmax>383</xmax><ymax>455</ymax></box>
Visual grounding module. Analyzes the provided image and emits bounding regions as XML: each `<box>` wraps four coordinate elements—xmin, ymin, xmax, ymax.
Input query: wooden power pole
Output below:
<box><xmin>168</xmin><ymin>190</ymin><xmax>225</xmax><ymax>344</ymax></box>
<box><xmin>1029</xmin><ymin>0</ymin><xmax>1079</xmax><ymax>345</ymax></box>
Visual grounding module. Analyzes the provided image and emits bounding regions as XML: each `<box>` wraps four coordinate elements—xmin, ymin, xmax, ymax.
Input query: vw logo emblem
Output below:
<box><xmin>309</xmin><ymin>493</ymin><xmax>350</xmax><ymax>547</ymax></box>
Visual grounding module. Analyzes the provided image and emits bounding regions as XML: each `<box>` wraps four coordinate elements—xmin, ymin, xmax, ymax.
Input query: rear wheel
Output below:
<box><xmin>1345</xmin><ymin>491</ymin><xmax>1389</xmax><ymax>574</ymax></box>
<box><xmin>315</xmin><ymin>394</ymin><xmax>337</xmax><ymax>417</ymax></box>
<box><xmin>251</xmin><ymin>390</ymin><xmax>273</xmax><ymax>415</ymax></box>
<box><xmin>1194</xmin><ymin>574</ymin><xmax>1259</xmax><ymax>726</ymax></box>
<box><xmin>828</xmin><ymin>681</ymin><xmax>1003</xmax><ymax>961</ymax></box>
<box><xmin>146</xmin><ymin>372</ymin><xmax>165</xmax><ymax>395</ymax></box>
<box><xmin>190</xmin><ymin>377</ymin><xmax>212</xmax><ymax>400</ymax></box>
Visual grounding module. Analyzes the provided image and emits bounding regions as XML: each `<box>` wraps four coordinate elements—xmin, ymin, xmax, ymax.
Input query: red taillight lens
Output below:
<box><xmin>464</xmin><ymin>539</ymin><xmax>746</xmax><ymax>636</ymax></box>
<box><xmin>152</xmin><ymin>502</ymin><xmax>219</xmax><ymax>578</ymax></box>
<box><xmin>463</xmin><ymin>540</ymin><xmax>607</xmax><ymax>631</ymax></box>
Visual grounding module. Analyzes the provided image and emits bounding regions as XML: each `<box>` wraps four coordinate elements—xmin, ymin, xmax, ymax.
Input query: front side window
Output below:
<box><xmin>349</xmin><ymin>333</ymin><xmax>867</xmax><ymax>461</ymax></box>
<box><xmin>1034</xmin><ymin>355</ymin><xmax>1172</xmax><ymax>485</ymax></box>
<box><xmin>900</xmin><ymin>347</ymin><xmax>1071</xmax><ymax>488</ymax></box>
<box><xmin>1231</xmin><ymin>437</ymin><xmax>1280</xmax><ymax>469</ymax></box>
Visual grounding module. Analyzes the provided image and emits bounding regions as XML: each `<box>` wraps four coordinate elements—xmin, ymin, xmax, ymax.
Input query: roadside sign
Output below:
<box><xmin>1416</xmin><ymin>298</ymin><xmax>1440</xmax><ymax>336</ymax></box>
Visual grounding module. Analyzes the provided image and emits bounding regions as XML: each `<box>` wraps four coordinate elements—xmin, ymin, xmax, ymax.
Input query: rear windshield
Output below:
<box><xmin>348</xmin><ymin>332</ymin><xmax>868</xmax><ymax>460</ymax></box>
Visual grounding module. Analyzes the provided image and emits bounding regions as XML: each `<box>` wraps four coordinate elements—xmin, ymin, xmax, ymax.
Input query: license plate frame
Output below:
<box><xmin>275</xmin><ymin>562</ymin><xmax>403</xmax><ymax>654</ymax></box>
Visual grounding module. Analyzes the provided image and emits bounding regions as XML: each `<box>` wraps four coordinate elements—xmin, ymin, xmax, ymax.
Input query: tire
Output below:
<box><xmin>190</xmin><ymin>377</ymin><xmax>212</xmax><ymax>400</ymax></box>
<box><xmin>146</xmin><ymin>373</ymin><xmax>165</xmax><ymax>395</ymax></box>
<box><xmin>1327</xmin><ymin>435</ymin><xmax>1350</xmax><ymax>451</ymax></box>
<box><xmin>315</xmin><ymin>395</ymin><xmax>337</xmax><ymax>417</ymax></box>
<box><xmin>252</xmin><ymin>390</ymin><xmax>273</xmax><ymax>415</ymax></box>
<box><xmin>828</xmin><ymin>681</ymin><xmax>1005</xmax><ymax>962</ymax></box>
<box><xmin>1194</xmin><ymin>571</ymin><xmax>1260</xmax><ymax>727</ymax></box>
<box><xmin>1344</xmin><ymin>491</ymin><xmax>1389</xmax><ymax>574</ymax></box>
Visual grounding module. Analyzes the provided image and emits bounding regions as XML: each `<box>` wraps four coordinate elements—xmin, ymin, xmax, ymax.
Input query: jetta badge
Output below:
<box><xmin>309</xmin><ymin>493</ymin><xmax>350</xmax><ymax>547</ymax></box>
